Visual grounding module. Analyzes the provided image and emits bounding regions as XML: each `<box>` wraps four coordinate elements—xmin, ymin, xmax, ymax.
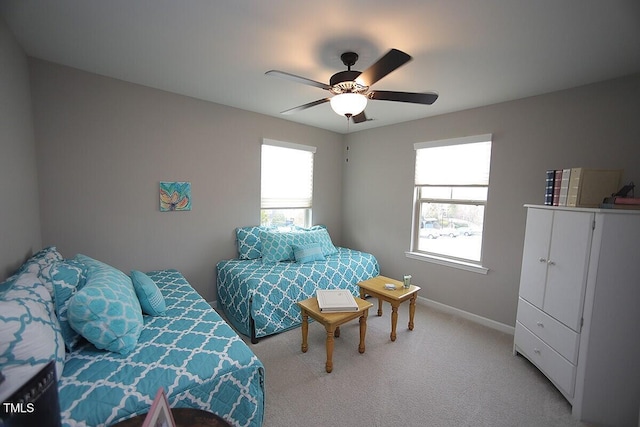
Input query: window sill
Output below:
<box><xmin>405</xmin><ymin>251</ymin><xmax>489</xmax><ymax>274</ymax></box>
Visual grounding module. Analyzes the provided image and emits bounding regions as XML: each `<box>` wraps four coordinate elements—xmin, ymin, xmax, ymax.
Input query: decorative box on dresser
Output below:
<box><xmin>514</xmin><ymin>204</ymin><xmax>640</xmax><ymax>427</ymax></box>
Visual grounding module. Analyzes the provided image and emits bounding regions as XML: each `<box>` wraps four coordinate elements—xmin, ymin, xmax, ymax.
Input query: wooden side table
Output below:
<box><xmin>358</xmin><ymin>275</ymin><xmax>420</xmax><ymax>341</ymax></box>
<box><xmin>297</xmin><ymin>296</ymin><xmax>373</xmax><ymax>373</ymax></box>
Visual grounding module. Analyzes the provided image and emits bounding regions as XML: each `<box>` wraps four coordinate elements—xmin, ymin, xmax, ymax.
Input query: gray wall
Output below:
<box><xmin>342</xmin><ymin>73</ymin><xmax>640</xmax><ymax>326</ymax></box>
<box><xmin>4</xmin><ymin>19</ymin><xmax>639</xmax><ymax>327</ymax></box>
<box><xmin>28</xmin><ymin>59</ymin><xmax>344</xmax><ymax>301</ymax></box>
<box><xmin>0</xmin><ymin>18</ymin><xmax>41</xmax><ymax>280</ymax></box>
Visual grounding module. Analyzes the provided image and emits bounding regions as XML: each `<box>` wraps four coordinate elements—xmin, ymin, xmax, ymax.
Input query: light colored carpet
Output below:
<box><xmin>228</xmin><ymin>299</ymin><xmax>593</xmax><ymax>427</ymax></box>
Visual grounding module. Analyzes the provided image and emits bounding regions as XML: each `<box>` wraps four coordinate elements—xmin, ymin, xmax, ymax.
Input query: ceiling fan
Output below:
<box><xmin>266</xmin><ymin>48</ymin><xmax>438</xmax><ymax>123</ymax></box>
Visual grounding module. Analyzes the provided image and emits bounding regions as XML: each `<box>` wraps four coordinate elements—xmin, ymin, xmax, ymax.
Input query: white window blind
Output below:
<box><xmin>261</xmin><ymin>139</ymin><xmax>316</xmax><ymax>209</ymax></box>
<box><xmin>414</xmin><ymin>135</ymin><xmax>492</xmax><ymax>186</ymax></box>
<box><xmin>410</xmin><ymin>134</ymin><xmax>492</xmax><ymax>267</ymax></box>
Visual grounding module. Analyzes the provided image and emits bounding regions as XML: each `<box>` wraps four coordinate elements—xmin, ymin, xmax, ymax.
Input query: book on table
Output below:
<box><xmin>316</xmin><ymin>289</ymin><xmax>359</xmax><ymax>312</ymax></box>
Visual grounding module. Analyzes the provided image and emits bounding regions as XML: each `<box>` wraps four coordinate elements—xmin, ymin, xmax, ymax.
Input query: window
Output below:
<box><xmin>410</xmin><ymin>134</ymin><xmax>492</xmax><ymax>267</ymax></box>
<box><xmin>261</xmin><ymin>139</ymin><xmax>316</xmax><ymax>228</ymax></box>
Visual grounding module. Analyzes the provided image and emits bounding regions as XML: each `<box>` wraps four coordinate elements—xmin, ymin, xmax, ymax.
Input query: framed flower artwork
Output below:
<box><xmin>159</xmin><ymin>181</ymin><xmax>191</xmax><ymax>212</ymax></box>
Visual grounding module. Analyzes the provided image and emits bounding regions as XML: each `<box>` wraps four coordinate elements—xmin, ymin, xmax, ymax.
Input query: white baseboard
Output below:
<box><xmin>416</xmin><ymin>295</ymin><xmax>515</xmax><ymax>335</ymax></box>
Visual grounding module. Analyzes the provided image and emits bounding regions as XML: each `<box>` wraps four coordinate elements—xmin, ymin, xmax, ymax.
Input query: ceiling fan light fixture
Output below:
<box><xmin>330</xmin><ymin>93</ymin><xmax>367</xmax><ymax>117</ymax></box>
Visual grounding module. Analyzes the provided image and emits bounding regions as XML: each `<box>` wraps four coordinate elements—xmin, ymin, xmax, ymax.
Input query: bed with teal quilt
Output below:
<box><xmin>0</xmin><ymin>246</ymin><xmax>264</xmax><ymax>427</ymax></box>
<box><xmin>58</xmin><ymin>269</ymin><xmax>264</xmax><ymax>427</ymax></box>
<box><xmin>216</xmin><ymin>226</ymin><xmax>380</xmax><ymax>343</ymax></box>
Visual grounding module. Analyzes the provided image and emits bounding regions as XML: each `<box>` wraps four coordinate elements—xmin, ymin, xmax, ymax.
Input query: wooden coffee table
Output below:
<box><xmin>358</xmin><ymin>276</ymin><xmax>420</xmax><ymax>341</ymax></box>
<box><xmin>297</xmin><ymin>296</ymin><xmax>373</xmax><ymax>373</ymax></box>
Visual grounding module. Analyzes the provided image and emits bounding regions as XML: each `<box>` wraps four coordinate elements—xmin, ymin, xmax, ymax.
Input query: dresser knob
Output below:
<box><xmin>536</xmin><ymin>321</ymin><xmax>544</xmax><ymax>327</ymax></box>
<box><xmin>534</xmin><ymin>348</ymin><xmax>541</xmax><ymax>355</ymax></box>
<box><xmin>547</xmin><ymin>260</ymin><xmax>556</xmax><ymax>265</ymax></box>
<box><xmin>538</xmin><ymin>258</ymin><xmax>547</xmax><ymax>263</ymax></box>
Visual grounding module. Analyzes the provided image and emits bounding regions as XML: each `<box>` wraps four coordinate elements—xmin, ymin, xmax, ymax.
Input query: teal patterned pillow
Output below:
<box><xmin>260</xmin><ymin>228</ymin><xmax>339</xmax><ymax>263</ymax></box>
<box><xmin>45</xmin><ymin>260</ymin><xmax>87</xmax><ymax>351</ymax></box>
<box><xmin>308</xmin><ymin>227</ymin><xmax>338</xmax><ymax>256</ymax></box>
<box><xmin>0</xmin><ymin>271</ymin><xmax>65</xmax><ymax>402</ymax></box>
<box><xmin>293</xmin><ymin>243</ymin><xmax>326</xmax><ymax>263</ymax></box>
<box><xmin>130</xmin><ymin>270</ymin><xmax>166</xmax><ymax>316</ymax></box>
<box><xmin>260</xmin><ymin>231</ymin><xmax>314</xmax><ymax>263</ymax></box>
<box><xmin>68</xmin><ymin>255</ymin><xmax>143</xmax><ymax>354</ymax></box>
<box><xmin>17</xmin><ymin>246</ymin><xmax>64</xmax><ymax>297</ymax></box>
<box><xmin>0</xmin><ymin>274</ymin><xmax>16</xmax><ymax>296</ymax></box>
<box><xmin>236</xmin><ymin>226</ymin><xmax>264</xmax><ymax>260</ymax></box>
<box><xmin>260</xmin><ymin>231</ymin><xmax>296</xmax><ymax>263</ymax></box>
<box><xmin>17</xmin><ymin>246</ymin><xmax>63</xmax><ymax>275</ymax></box>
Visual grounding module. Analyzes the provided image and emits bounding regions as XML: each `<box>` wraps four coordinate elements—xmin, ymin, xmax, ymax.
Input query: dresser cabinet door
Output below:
<box><xmin>519</xmin><ymin>208</ymin><xmax>593</xmax><ymax>332</ymax></box>
<box><xmin>543</xmin><ymin>210</ymin><xmax>593</xmax><ymax>331</ymax></box>
<box><xmin>518</xmin><ymin>208</ymin><xmax>553</xmax><ymax>308</ymax></box>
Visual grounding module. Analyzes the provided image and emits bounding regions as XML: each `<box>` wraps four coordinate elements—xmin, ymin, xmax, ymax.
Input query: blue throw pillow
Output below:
<box><xmin>260</xmin><ymin>231</ymin><xmax>312</xmax><ymax>263</ymax></box>
<box><xmin>17</xmin><ymin>246</ymin><xmax>64</xmax><ymax>297</ymax></box>
<box><xmin>293</xmin><ymin>243</ymin><xmax>325</xmax><ymax>263</ymax></box>
<box><xmin>45</xmin><ymin>260</ymin><xmax>87</xmax><ymax>351</ymax></box>
<box><xmin>130</xmin><ymin>270</ymin><xmax>166</xmax><ymax>316</ymax></box>
<box><xmin>260</xmin><ymin>227</ymin><xmax>338</xmax><ymax>263</ymax></box>
<box><xmin>17</xmin><ymin>246</ymin><xmax>63</xmax><ymax>275</ymax></box>
<box><xmin>309</xmin><ymin>227</ymin><xmax>338</xmax><ymax>256</ymax></box>
<box><xmin>68</xmin><ymin>255</ymin><xmax>143</xmax><ymax>355</ymax></box>
<box><xmin>236</xmin><ymin>226</ymin><xmax>264</xmax><ymax>260</ymax></box>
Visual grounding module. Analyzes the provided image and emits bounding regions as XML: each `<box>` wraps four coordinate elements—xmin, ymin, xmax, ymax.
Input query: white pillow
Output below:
<box><xmin>0</xmin><ymin>271</ymin><xmax>65</xmax><ymax>402</ymax></box>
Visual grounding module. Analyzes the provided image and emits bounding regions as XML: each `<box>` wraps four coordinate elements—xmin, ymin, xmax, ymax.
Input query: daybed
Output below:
<box><xmin>216</xmin><ymin>226</ymin><xmax>379</xmax><ymax>343</ymax></box>
<box><xmin>0</xmin><ymin>247</ymin><xmax>265</xmax><ymax>427</ymax></box>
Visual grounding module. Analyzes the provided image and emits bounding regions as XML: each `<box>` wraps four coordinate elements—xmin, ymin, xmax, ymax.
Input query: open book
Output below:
<box><xmin>317</xmin><ymin>289</ymin><xmax>358</xmax><ymax>312</ymax></box>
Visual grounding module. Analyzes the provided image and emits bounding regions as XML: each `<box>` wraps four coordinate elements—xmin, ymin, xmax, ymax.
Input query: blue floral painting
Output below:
<box><xmin>160</xmin><ymin>181</ymin><xmax>191</xmax><ymax>211</ymax></box>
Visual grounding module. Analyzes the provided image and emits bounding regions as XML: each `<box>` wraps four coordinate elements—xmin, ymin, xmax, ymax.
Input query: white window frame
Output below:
<box><xmin>260</xmin><ymin>139</ymin><xmax>316</xmax><ymax>228</ymax></box>
<box><xmin>406</xmin><ymin>134</ymin><xmax>492</xmax><ymax>274</ymax></box>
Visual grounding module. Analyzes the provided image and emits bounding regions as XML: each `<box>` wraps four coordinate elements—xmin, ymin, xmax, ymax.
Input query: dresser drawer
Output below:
<box><xmin>516</xmin><ymin>298</ymin><xmax>580</xmax><ymax>364</ymax></box>
<box><xmin>515</xmin><ymin>322</ymin><xmax>576</xmax><ymax>399</ymax></box>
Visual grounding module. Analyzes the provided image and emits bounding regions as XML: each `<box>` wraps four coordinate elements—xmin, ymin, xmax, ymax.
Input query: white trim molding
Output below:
<box><xmin>416</xmin><ymin>294</ymin><xmax>515</xmax><ymax>335</ymax></box>
<box><xmin>405</xmin><ymin>251</ymin><xmax>489</xmax><ymax>274</ymax></box>
<box><xmin>413</xmin><ymin>133</ymin><xmax>493</xmax><ymax>150</ymax></box>
<box><xmin>263</xmin><ymin>138</ymin><xmax>317</xmax><ymax>153</ymax></box>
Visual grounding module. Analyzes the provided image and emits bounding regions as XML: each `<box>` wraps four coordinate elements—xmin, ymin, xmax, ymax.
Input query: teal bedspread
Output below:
<box><xmin>216</xmin><ymin>247</ymin><xmax>379</xmax><ymax>340</ymax></box>
<box><xmin>58</xmin><ymin>269</ymin><xmax>264</xmax><ymax>427</ymax></box>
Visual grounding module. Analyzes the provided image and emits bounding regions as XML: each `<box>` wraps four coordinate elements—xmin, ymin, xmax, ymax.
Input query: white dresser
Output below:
<box><xmin>514</xmin><ymin>205</ymin><xmax>640</xmax><ymax>426</ymax></box>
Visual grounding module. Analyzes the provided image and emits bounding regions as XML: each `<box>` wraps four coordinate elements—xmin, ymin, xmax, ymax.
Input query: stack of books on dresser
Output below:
<box><xmin>545</xmin><ymin>168</ymin><xmax>623</xmax><ymax>207</ymax></box>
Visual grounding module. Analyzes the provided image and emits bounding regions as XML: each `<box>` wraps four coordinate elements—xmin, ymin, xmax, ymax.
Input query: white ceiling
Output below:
<box><xmin>2</xmin><ymin>0</ymin><xmax>640</xmax><ymax>134</ymax></box>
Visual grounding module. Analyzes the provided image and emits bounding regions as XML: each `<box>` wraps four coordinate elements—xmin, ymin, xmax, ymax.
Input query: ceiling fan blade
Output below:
<box><xmin>368</xmin><ymin>91</ymin><xmax>439</xmax><ymax>105</ymax></box>
<box><xmin>280</xmin><ymin>98</ymin><xmax>331</xmax><ymax>115</ymax></box>
<box><xmin>352</xmin><ymin>111</ymin><xmax>368</xmax><ymax>123</ymax></box>
<box><xmin>266</xmin><ymin>70</ymin><xmax>331</xmax><ymax>90</ymax></box>
<box><xmin>355</xmin><ymin>49</ymin><xmax>412</xmax><ymax>87</ymax></box>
